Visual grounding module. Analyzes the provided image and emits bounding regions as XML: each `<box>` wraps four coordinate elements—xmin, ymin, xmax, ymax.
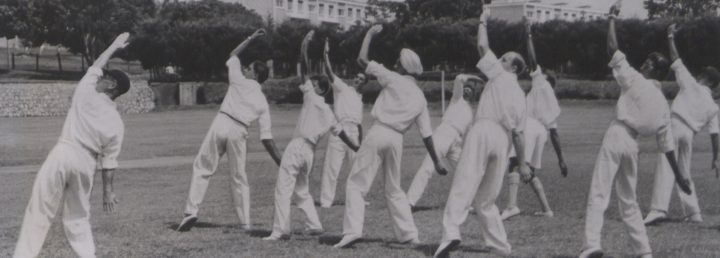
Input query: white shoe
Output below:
<box><xmin>262</xmin><ymin>234</ymin><xmax>290</xmax><ymax>241</ymax></box>
<box><xmin>176</xmin><ymin>214</ymin><xmax>198</xmax><ymax>232</ymax></box>
<box><xmin>643</xmin><ymin>210</ymin><xmax>667</xmax><ymax>225</ymax></box>
<box><xmin>578</xmin><ymin>247</ymin><xmax>603</xmax><ymax>258</ymax></box>
<box><xmin>500</xmin><ymin>207</ymin><xmax>521</xmax><ymax>220</ymax></box>
<box><xmin>333</xmin><ymin>234</ymin><xmax>361</xmax><ymax>248</ymax></box>
<box><xmin>534</xmin><ymin>210</ymin><xmax>554</xmax><ymax>217</ymax></box>
<box><xmin>433</xmin><ymin>239</ymin><xmax>461</xmax><ymax>258</ymax></box>
<box><xmin>685</xmin><ymin>213</ymin><xmax>703</xmax><ymax>223</ymax></box>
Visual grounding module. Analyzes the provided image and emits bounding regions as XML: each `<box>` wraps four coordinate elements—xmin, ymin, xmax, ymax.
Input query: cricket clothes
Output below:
<box><xmin>269</xmin><ymin>80</ymin><xmax>338</xmax><ymax>237</ymax></box>
<box><xmin>650</xmin><ymin>59</ymin><xmax>720</xmax><ymax>217</ymax></box>
<box><xmin>439</xmin><ymin>52</ymin><xmax>526</xmax><ymax>254</ymax></box>
<box><xmin>341</xmin><ymin>61</ymin><xmax>432</xmax><ymax>242</ymax></box>
<box><xmin>407</xmin><ymin>75</ymin><xmax>473</xmax><ymax>206</ymax></box>
<box><xmin>14</xmin><ymin>67</ymin><xmax>124</xmax><ymax>258</ymax></box>
<box><xmin>321</xmin><ymin>76</ymin><xmax>363</xmax><ymax>207</ymax></box>
<box><xmin>509</xmin><ymin>117</ymin><xmax>547</xmax><ymax>169</ymax></box>
<box><xmin>184</xmin><ymin>56</ymin><xmax>273</xmax><ymax>227</ymax></box>
<box><xmin>583</xmin><ymin>50</ymin><xmax>674</xmax><ymax>256</ymax></box>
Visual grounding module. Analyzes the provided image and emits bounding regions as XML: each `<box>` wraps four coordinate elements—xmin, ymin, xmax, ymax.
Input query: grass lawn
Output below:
<box><xmin>2</xmin><ymin>101</ymin><xmax>720</xmax><ymax>257</ymax></box>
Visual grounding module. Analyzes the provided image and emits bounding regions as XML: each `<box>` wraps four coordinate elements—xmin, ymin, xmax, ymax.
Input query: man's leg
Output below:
<box><xmin>615</xmin><ymin>151</ymin><xmax>652</xmax><ymax>255</ymax></box>
<box><xmin>676</xmin><ymin>131</ymin><xmax>701</xmax><ymax>220</ymax></box>
<box><xmin>14</xmin><ymin>147</ymin><xmax>67</xmax><ymax>258</ymax></box>
<box><xmin>501</xmin><ymin>158</ymin><xmax>520</xmax><ymax>220</ymax></box>
<box><xmin>226</xmin><ymin>128</ymin><xmax>251</xmax><ymax>228</ymax></box>
<box><xmin>383</xmin><ymin>136</ymin><xmax>419</xmax><ymax>242</ymax></box>
<box><xmin>472</xmin><ymin>144</ymin><xmax>512</xmax><ymax>255</ymax></box>
<box><xmin>184</xmin><ymin>118</ymin><xmax>228</xmax><ymax>218</ymax></box>
<box><xmin>267</xmin><ymin>140</ymin><xmax>302</xmax><ymax>239</ymax></box>
<box><xmin>320</xmin><ymin>135</ymin><xmax>347</xmax><ymax>208</ymax></box>
<box><xmin>293</xmin><ymin>150</ymin><xmax>323</xmax><ymax>232</ymax></box>
<box><xmin>62</xmin><ymin>165</ymin><xmax>96</xmax><ymax>258</ymax></box>
<box><xmin>647</xmin><ymin>151</ymin><xmax>674</xmax><ymax>222</ymax></box>
<box><xmin>406</xmin><ymin>154</ymin><xmax>435</xmax><ymax>207</ymax></box>
<box><xmin>583</xmin><ymin>131</ymin><xmax>622</xmax><ymax>252</ymax></box>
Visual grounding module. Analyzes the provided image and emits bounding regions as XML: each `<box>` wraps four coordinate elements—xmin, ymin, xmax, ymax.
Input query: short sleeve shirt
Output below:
<box><xmin>331</xmin><ymin>75</ymin><xmax>363</xmax><ymax>125</ymax></box>
<box><xmin>293</xmin><ymin>80</ymin><xmax>339</xmax><ymax>145</ymax></box>
<box><xmin>220</xmin><ymin>56</ymin><xmax>273</xmax><ymax>140</ymax></box>
<box><xmin>475</xmin><ymin>52</ymin><xmax>527</xmax><ymax>133</ymax></box>
<box><xmin>365</xmin><ymin>61</ymin><xmax>433</xmax><ymax>138</ymax></box>
<box><xmin>60</xmin><ymin>67</ymin><xmax>124</xmax><ymax>169</ymax></box>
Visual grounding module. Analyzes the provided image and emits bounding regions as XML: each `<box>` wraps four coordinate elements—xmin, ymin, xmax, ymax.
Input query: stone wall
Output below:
<box><xmin>0</xmin><ymin>80</ymin><xmax>155</xmax><ymax>117</ymax></box>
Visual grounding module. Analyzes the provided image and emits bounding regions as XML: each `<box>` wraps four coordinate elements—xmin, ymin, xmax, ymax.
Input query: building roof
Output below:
<box><xmin>491</xmin><ymin>0</ymin><xmax>605</xmax><ymax>11</ymax></box>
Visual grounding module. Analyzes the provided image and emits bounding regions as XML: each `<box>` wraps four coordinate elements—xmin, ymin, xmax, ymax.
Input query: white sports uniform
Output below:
<box><xmin>406</xmin><ymin>75</ymin><xmax>474</xmax><ymax>206</ymax></box>
<box><xmin>440</xmin><ymin>52</ymin><xmax>526</xmax><ymax>254</ymax></box>
<box><xmin>14</xmin><ymin>67</ymin><xmax>124</xmax><ymax>258</ymax></box>
<box><xmin>340</xmin><ymin>61</ymin><xmax>433</xmax><ymax>242</ymax></box>
<box><xmin>268</xmin><ymin>80</ymin><xmax>339</xmax><ymax>238</ymax></box>
<box><xmin>320</xmin><ymin>75</ymin><xmax>363</xmax><ymax>207</ymax></box>
<box><xmin>184</xmin><ymin>56</ymin><xmax>273</xmax><ymax>227</ymax></box>
<box><xmin>650</xmin><ymin>59</ymin><xmax>720</xmax><ymax>217</ymax></box>
<box><xmin>583</xmin><ymin>51</ymin><xmax>674</xmax><ymax>256</ymax></box>
<box><xmin>509</xmin><ymin>67</ymin><xmax>561</xmax><ymax>169</ymax></box>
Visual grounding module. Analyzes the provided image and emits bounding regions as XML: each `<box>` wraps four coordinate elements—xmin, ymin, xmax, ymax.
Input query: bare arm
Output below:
<box><xmin>102</xmin><ymin>169</ymin><xmax>118</xmax><ymax>213</ymax></box>
<box><xmin>230</xmin><ymin>29</ymin><xmax>266</xmax><ymax>60</ymax></box>
<box><xmin>423</xmin><ymin>137</ymin><xmax>448</xmax><ymax>176</ymax></box>
<box><xmin>300</xmin><ymin>30</ymin><xmax>315</xmax><ymax>82</ymax></box>
<box><xmin>357</xmin><ymin>25</ymin><xmax>383</xmax><ymax>70</ymax></box>
<box><xmin>323</xmin><ymin>38</ymin><xmax>336</xmax><ymax>83</ymax></box>
<box><xmin>525</xmin><ymin>18</ymin><xmax>538</xmax><ymax>72</ymax></box>
<box><xmin>549</xmin><ymin>128</ymin><xmax>568</xmax><ymax>177</ymax></box>
<box><xmin>92</xmin><ymin>32</ymin><xmax>130</xmax><ymax>70</ymax></box>
<box><xmin>607</xmin><ymin>2</ymin><xmax>621</xmax><ymax>57</ymax></box>
<box><xmin>262</xmin><ymin>139</ymin><xmax>282</xmax><ymax>166</ymax></box>
<box><xmin>357</xmin><ymin>124</ymin><xmax>363</xmax><ymax>144</ymax></box>
<box><xmin>711</xmin><ymin>133</ymin><xmax>720</xmax><ymax>178</ymax></box>
<box><xmin>477</xmin><ymin>12</ymin><xmax>490</xmax><ymax>60</ymax></box>
<box><xmin>338</xmin><ymin>131</ymin><xmax>360</xmax><ymax>152</ymax></box>
<box><xmin>665</xmin><ymin>151</ymin><xmax>692</xmax><ymax>194</ymax></box>
<box><xmin>667</xmin><ymin>24</ymin><xmax>680</xmax><ymax>62</ymax></box>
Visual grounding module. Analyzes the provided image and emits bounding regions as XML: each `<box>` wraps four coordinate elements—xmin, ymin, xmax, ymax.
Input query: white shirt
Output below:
<box><xmin>441</xmin><ymin>75</ymin><xmax>474</xmax><ymax>138</ymax></box>
<box><xmin>293</xmin><ymin>80</ymin><xmax>339</xmax><ymax>145</ymax></box>
<box><xmin>609</xmin><ymin>50</ymin><xmax>674</xmax><ymax>152</ymax></box>
<box><xmin>670</xmin><ymin>59</ymin><xmax>720</xmax><ymax>134</ymax></box>
<box><xmin>475</xmin><ymin>52</ymin><xmax>527</xmax><ymax>133</ymax></box>
<box><xmin>365</xmin><ymin>61</ymin><xmax>433</xmax><ymax>138</ymax></box>
<box><xmin>60</xmin><ymin>67</ymin><xmax>124</xmax><ymax>169</ymax></box>
<box><xmin>527</xmin><ymin>67</ymin><xmax>561</xmax><ymax>129</ymax></box>
<box><xmin>221</xmin><ymin>57</ymin><xmax>273</xmax><ymax>140</ymax></box>
<box><xmin>331</xmin><ymin>75</ymin><xmax>363</xmax><ymax>125</ymax></box>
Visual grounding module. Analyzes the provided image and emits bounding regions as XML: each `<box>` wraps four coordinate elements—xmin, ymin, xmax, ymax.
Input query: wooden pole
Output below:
<box><xmin>57</xmin><ymin>51</ymin><xmax>63</xmax><ymax>72</ymax></box>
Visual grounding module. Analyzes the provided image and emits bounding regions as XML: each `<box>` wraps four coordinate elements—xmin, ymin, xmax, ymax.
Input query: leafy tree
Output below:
<box><xmin>0</xmin><ymin>0</ymin><xmax>28</xmax><ymax>38</ymax></box>
<box><xmin>645</xmin><ymin>0</ymin><xmax>720</xmax><ymax>19</ymax></box>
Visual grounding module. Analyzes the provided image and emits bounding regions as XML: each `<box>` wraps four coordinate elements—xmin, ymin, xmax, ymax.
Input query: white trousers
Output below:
<box><xmin>509</xmin><ymin>117</ymin><xmax>547</xmax><ymax>169</ymax></box>
<box><xmin>650</xmin><ymin>117</ymin><xmax>700</xmax><ymax>216</ymax></box>
<box><xmin>341</xmin><ymin>124</ymin><xmax>418</xmax><ymax>241</ymax></box>
<box><xmin>407</xmin><ymin>124</ymin><xmax>462</xmax><ymax>206</ymax></box>
<box><xmin>441</xmin><ymin>119</ymin><xmax>512</xmax><ymax>254</ymax></box>
<box><xmin>584</xmin><ymin>120</ymin><xmax>651</xmax><ymax>255</ymax></box>
<box><xmin>184</xmin><ymin>114</ymin><xmax>251</xmax><ymax>226</ymax></box>
<box><xmin>14</xmin><ymin>141</ymin><xmax>97</xmax><ymax>258</ymax></box>
<box><xmin>270</xmin><ymin>138</ymin><xmax>323</xmax><ymax>236</ymax></box>
<box><xmin>320</xmin><ymin>124</ymin><xmax>359</xmax><ymax>207</ymax></box>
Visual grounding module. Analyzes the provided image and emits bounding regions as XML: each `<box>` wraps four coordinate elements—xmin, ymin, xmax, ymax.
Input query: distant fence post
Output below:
<box><xmin>35</xmin><ymin>54</ymin><xmax>39</xmax><ymax>71</ymax></box>
<box><xmin>81</xmin><ymin>56</ymin><xmax>85</xmax><ymax>71</ymax></box>
<box><xmin>57</xmin><ymin>52</ymin><xmax>63</xmax><ymax>72</ymax></box>
<box><xmin>11</xmin><ymin>53</ymin><xmax>14</xmax><ymax>70</ymax></box>
<box><xmin>441</xmin><ymin>70</ymin><xmax>446</xmax><ymax>113</ymax></box>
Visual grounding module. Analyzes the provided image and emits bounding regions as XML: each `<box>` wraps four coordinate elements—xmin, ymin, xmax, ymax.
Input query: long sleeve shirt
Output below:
<box><xmin>527</xmin><ymin>66</ymin><xmax>561</xmax><ymax>129</ymax></box>
<box><xmin>220</xmin><ymin>56</ymin><xmax>273</xmax><ymax>140</ymax></box>
<box><xmin>292</xmin><ymin>80</ymin><xmax>339</xmax><ymax>145</ymax></box>
<box><xmin>670</xmin><ymin>59</ymin><xmax>720</xmax><ymax>134</ymax></box>
<box><xmin>475</xmin><ymin>52</ymin><xmax>527</xmax><ymax>133</ymax></box>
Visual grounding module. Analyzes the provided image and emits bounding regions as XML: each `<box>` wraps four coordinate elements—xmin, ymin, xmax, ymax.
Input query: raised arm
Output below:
<box><xmin>477</xmin><ymin>11</ymin><xmax>490</xmax><ymax>60</ymax></box>
<box><xmin>300</xmin><ymin>30</ymin><xmax>315</xmax><ymax>82</ymax></box>
<box><xmin>549</xmin><ymin>128</ymin><xmax>568</xmax><ymax>177</ymax></box>
<box><xmin>667</xmin><ymin>24</ymin><xmax>680</xmax><ymax>62</ymax></box>
<box><xmin>607</xmin><ymin>1</ymin><xmax>621</xmax><ymax>57</ymax></box>
<box><xmin>357</xmin><ymin>24</ymin><xmax>383</xmax><ymax>70</ymax></box>
<box><xmin>91</xmin><ymin>32</ymin><xmax>130</xmax><ymax>70</ymax></box>
<box><xmin>525</xmin><ymin>18</ymin><xmax>538</xmax><ymax>72</ymax></box>
<box><xmin>323</xmin><ymin>38</ymin><xmax>336</xmax><ymax>83</ymax></box>
<box><xmin>230</xmin><ymin>29</ymin><xmax>266</xmax><ymax>60</ymax></box>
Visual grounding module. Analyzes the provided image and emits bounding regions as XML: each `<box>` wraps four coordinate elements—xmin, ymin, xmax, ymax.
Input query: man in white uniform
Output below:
<box><xmin>333</xmin><ymin>24</ymin><xmax>449</xmax><ymax>248</ymax></box>
<box><xmin>644</xmin><ymin>23</ymin><xmax>720</xmax><ymax>225</ymax></box>
<box><xmin>579</xmin><ymin>3</ymin><xmax>692</xmax><ymax>258</ymax></box>
<box><xmin>433</xmin><ymin>10</ymin><xmax>533</xmax><ymax>258</ymax></box>
<box><xmin>406</xmin><ymin>74</ymin><xmax>479</xmax><ymax>207</ymax></box>
<box><xmin>178</xmin><ymin>29</ymin><xmax>283</xmax><ymax>232</ymax></box>
<box><xmin>319</xmin><ymin>38</ymin><xmax>368</xmax><ymax>208</ymax></box>
<box><xmin>13</xmin><ymin>33</ymin><xmax>131</xmax><ymax>258</ymax></box>
<box><xmin>264</xmin><ymin>31</ymin><xmax>360</xmax><ymax>240</ymax></box>
<box><xmin>501</xmin><ymin>18</ymin><xmax>568</xmax><ymax>220</ymax></box>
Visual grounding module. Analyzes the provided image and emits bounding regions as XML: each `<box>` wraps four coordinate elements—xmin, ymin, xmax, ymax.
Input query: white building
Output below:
<box><xmin>487</xmin><ymin>0</ymin><xmax>608</xmax><ymax>23</ymax></box>
<box><xmin>235</xmin><ymin>0</ymin><xmax>371</xmax><ymax>29</ymax></box>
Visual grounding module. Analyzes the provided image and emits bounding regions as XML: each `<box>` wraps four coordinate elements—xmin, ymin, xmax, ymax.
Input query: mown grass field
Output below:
<box><xmin>2</xmin><ymin>101</ymin><xmax>720</xmax><ymax>257</ymax></box>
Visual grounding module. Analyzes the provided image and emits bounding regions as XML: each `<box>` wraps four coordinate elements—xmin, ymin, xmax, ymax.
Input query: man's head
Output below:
<box><xmin>640</xmin><ymin>52</ymin><xmax>670</xmax><ymax>81</ymax></box>
<box><xmin>98</xmin><ymin>69</ymin><xmax>130</xmax><ymax>100</ymax></box>
<box><xmin>351</xmin><ymin>72</ymin><xmax>369</xmax><ymax>90</ymax></box>
<box><xmin>243</xmin><ymin>60</ymin><xmax>269</xmax><ymax>84</ymax></box>
<box><xmin>394</xmin><ymin>48</ymin><xmax>423</xmax><ymax>76</ymax></box>
<box><xmin>462</xmin><ymin>85</ymin><xmax>476</xmax><ymax>101</ymax></box>
<box><xmin>310</xmin><ymin>75</ymin><xmax>330</xmax><ymax>96</ymax></box>
<box><xmin>545</xmin><ymin>70</ymin><xmax>558</xmax><ymax>88</ymax></box>
<box><xmin>500</xmin><ymin>52</ymin><xmax>526</xmax><ymax>75</ymax></box>
<box><xmin>697</xmin><ymin>66</ymin><xmax>720</xmax><ymax>89</ymax></box>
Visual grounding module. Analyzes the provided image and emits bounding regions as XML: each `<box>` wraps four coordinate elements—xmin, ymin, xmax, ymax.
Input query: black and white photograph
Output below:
<box><xmin>2</xmin><ymin>0</ymin><xmax>720</xmax><ymax>257</ymax></box>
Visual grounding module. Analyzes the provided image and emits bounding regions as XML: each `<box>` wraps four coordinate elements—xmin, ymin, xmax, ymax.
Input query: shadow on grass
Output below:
<box><xmin>645</xmin><ymin>217</ymin><xmax>686</xmax><ymax>227</ymax></box>
<box><xmin>246</xmin><ymin>229</ymin><xmax>273</xmax><ymax>238</ymax></box>
<box><xmin>164</xmin><ymin>221</ymin><xmax>238</xmax><ymax>231</ymax></box>
<box><xmin>411</xmin><ymin>243</ymin><xmax>493</xmax><ymax>257</ymax></box>
<box><xmin>314</xmin><ymin>200</ymin><xmax>346</xmax><ymax>207</ymax></box>
<box><xmin>317</xmin><ymin>235</ymin><xmax>384</xmax><ymax>247</ymax></box>
<box><xmin>411</xmin><ymin>205</ymin><xmax>441</xmax><ymax>213</ymax></box>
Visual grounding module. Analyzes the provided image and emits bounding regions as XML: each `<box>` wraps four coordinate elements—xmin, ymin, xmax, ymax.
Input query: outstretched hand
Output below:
<box><xmin>559</xmin><ymin>161</ymin><xmax>568</xmax><ymax>178</ymax></box>
<box><xmin>667</xmin><ymin>23</ymin><xmax>678</xmax><ymax>36</ymax></box>
<box><xmin>368</xmin><ymin>24</ymin><xmax>383</xmax><ymax>36</ymax></box>
<box><xmin>712</xmin><ymin>159</ymin><xmax>720</xmax><ymax>179</ymax></box>
<box><xmin>103</xmin><ymin>192</ymin><xmax>119</xmax><ymax>213</ymax></box>
<box><xmin>523</xmin><ymin>16</ymin><xmax>532</xmax><ymax>31</ymax></box>
<box><xmin>253</xmin><ymin>28</ymin><xmax>266</xmax><ymax>38</ymax></box>
<box><xmin>519</xmin><ymin>164</ymin><xmax>533</xmax><ymax>183</ymax></box>
<box><xmin>609</xmin><ymin>0</ymin><xmax>621</xmax><ymax>16</ymax></box>
<box><xmin>111</xmin><ymin>32</ymin><xmax>130</xmax><ymax>49</ymax></box>
<box><xmin>675</xmin><ymin>177</ymin><xmax>692</xmax><ymax>195</ymax></box>
<box><xmin>435</xmin><ymin>159</ymin><xmax>449</xmax><ymax>176</ymax></box>
<box><xmin>324</xmin><ymin>38</ymin><xmax>330</xmax><ymax>54</ymax></box>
